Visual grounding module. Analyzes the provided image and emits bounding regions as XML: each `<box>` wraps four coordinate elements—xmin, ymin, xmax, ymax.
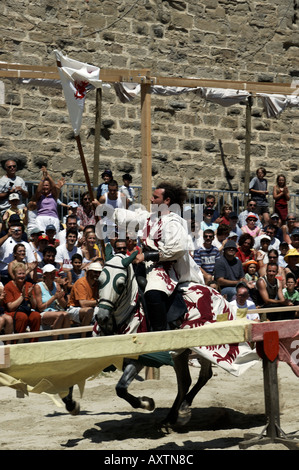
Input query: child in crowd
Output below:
<box><xmin>67</xmin><ymin>253</ymin><xmax>85</xmax><ymax>292</ymax></box>
<box><xmin>244</xmin><ymin>260</ymin><xmax>259</xmax><ymax>287</ymax></box>
<box><xmin>2</xmin><ymin>193</ymin><xmax>28</xmax><ymax>228</ymax></box>
<box><xmin>282</xmin><ymin>273</ymin><xmax>299</xmax><ymax>319</ymax></box>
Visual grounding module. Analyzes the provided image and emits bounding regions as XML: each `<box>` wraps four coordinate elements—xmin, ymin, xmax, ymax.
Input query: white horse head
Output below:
<box><xmin>94</xmin><ymin>251</ymin><xmax>144</xmax><ymax>335</ymax></box>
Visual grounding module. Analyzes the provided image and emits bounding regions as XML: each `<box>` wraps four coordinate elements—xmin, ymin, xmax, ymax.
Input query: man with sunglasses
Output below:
<box><xmin>194</xmin><ymin>229</ymin><xmax>220</xmax><ymax>283</ymax></box>
<box><xmin>0</xmin><ymin>160</ymin><xmax>28</xmax><ymax>216</ymax></box>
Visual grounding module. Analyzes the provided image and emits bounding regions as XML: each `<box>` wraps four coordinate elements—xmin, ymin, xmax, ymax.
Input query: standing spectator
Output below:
<box><xmin>273</xmin><ymin>174</ymin><xmax>290</xmax><ymax>225</ymax></box>
<box><xmin>0</xmin><ymin>159</ymin><xmax>28</xmax><ymax>216</ymax></box>
<box><xmin>249</xmin><ymin>167</ymin><xmax>270</xmax><ymax>226</ymax></box>
<box><xmin>4</xmin><ymin>263</ymin><xmax>41</xmax><ymax>341</ymax></box>
<box><xmin>238</xmin><ymin>199</ymin><xmax>263</xmax><ymax>229</ymax></box>
<box><xmin>120</xmin><ymin>173</ymin><xmax>135</xmax><ymax>206</ymax></box>
<box><xmin>99</xmin><ymin>180</ymin><xmax>128</xmax><ymax>209</ymax></box>
<box><xmin>214</xmin><ymin>240</ymin><xmax>245</xmax><ymax>301</ymax></box>
<box><xmin>34</xmin><ymin>167</ymin><xmax>60</xmax><ymax>234</ymax></box>
<box><xmin>96</xmin><ymin>169</ymin><xmax>113</xmax><ymax>199</ymax></box>
<box><xmin>193</xmin><ymin>229</ymin><xmax>220</xmax><ymax>283</ymax></box>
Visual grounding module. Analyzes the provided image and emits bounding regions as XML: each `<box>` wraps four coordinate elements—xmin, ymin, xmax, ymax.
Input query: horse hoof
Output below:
<box><xmin>65</xmin><ymin>400</ymin><xmax>80</xmax><ymax>415</ymax></box>
<box><xmin>139</xmin><ymin>396</ymin><xmax>155</xmax><ymax>411</ymax></box>
<box><xmin>176</xmin><ymin>401</ymin><xmax>191</xmax><ymax>426</ymax></box>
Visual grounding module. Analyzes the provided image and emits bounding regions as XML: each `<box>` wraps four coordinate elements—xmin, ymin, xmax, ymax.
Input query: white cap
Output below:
<box><xmin>87</xmin><ymin>262</ymin><xmax>103</xmax><ymax>272</ymax></box>
<box><xmin>42</xmin><ymin>264</ymin><xmax>57</xmax><ymax>274</ymax></box>
<box><xmin>69</xmin><ymin>201</ymin><xmax>78</xmax><ymax>208</ymax></box>
<box><xmin>9</xmin><ymin>193</ymin><xmax>20</xmax><ymax>201</ymax></box>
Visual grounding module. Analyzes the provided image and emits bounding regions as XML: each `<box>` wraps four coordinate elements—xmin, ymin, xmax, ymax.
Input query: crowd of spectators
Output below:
<box><xmin>192</xmin><ymin>167</ymin><xmax>299</xmax><ymax>322</ymax></box>
<box><xmin>0</xmin><ymin>161</ymin><xmax>298</xmax><ymax>342</ymax></box>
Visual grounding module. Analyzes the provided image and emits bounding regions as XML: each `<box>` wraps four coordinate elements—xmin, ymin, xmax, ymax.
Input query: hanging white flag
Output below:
<box><xmin>54</xmin><ymin>50</ymin><xmax>102</xmax><ymax>136</ymax></box>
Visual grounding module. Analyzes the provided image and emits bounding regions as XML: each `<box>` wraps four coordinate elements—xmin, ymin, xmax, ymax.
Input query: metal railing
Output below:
<box><xmin>25</xmin><ymin>181</ymin><xmax>299</xmax><ymax>220</ymax></box>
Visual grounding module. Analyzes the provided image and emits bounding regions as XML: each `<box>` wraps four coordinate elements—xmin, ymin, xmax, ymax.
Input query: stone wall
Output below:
<box><xmin>0</xmin><ymin>0</ymin><xmax>299</xmax><ymax>198</ymax></box>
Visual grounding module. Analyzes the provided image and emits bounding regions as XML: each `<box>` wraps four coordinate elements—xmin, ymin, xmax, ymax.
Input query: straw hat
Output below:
<box><xmin>284</xmin><ymin>248</ymin><xmax>299</xmax><ymax>262</ymax></box>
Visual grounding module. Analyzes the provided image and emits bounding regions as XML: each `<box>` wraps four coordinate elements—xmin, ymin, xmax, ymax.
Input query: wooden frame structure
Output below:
<box><xmin>0</xmin><ymin>62</ymin><xmax>298</xmax><ymax>209</ymax></box>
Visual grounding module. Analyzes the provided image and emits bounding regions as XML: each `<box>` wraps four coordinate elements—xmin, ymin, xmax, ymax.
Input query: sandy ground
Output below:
<box><xmin>1</xmin><ymin>358</ymin><xmax>299</xmax><ymax>452</ymax></box>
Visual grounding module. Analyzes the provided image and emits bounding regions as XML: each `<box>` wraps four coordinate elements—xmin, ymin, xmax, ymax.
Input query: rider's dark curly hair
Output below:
<box><xmin>156</xmin><ymin>182</ymin><xmax>187</xmax><ymax>210</ymax></box>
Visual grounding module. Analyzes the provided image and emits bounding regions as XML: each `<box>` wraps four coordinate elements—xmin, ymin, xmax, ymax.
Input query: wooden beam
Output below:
<box><xmin>93</xmin><ymin>87</ymin><xmax>102</xmax><ymax>192</ymax></box>
<box><xmin>0</xmin><ymin>63</ymin><xmax>298</xmax><ymax>96</ymax></box>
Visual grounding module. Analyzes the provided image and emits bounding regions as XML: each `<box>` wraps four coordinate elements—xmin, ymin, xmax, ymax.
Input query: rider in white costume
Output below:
<box><xmin>112</xmin><ymin>182</ymin><xmax>204</xmax><ymax>331</ymax></box>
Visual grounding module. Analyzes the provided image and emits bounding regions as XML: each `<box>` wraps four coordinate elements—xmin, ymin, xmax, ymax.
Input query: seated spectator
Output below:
<box><xmin>67</xmin><ymin>261</ymin><xmax>103</xmax><ymax>334</ymax></box>
<box><xmin>214</xmin><ymin>240</ymin><xmax>245</xmax><ymax>301</ymax></box>
<box><xmin>282</xmin><ymin>213</ymin><xmax>297</xmax><ymax>245</ymax></box>
<box><xmin>254</xmin><ymin>225</ymin><xmax>280</xmax><ymax>251</ymax></box>
<box><xmin>126</xmin><ymin>232</ymin><xmax>141</xmax><ymax>256</ymax></box>
<box><xmin>264</xmin><ymin>213</ymin><xmax>283</xmax><ymax>242</ymax></box>
<box><xmin>7</xmin><ymin>243</ymin><xmax>37</xmax><ymax>283</ymax></box>
<box><xmin>256</xmin><ymin>234</ymin><xmax>271</xmax><ymax>273</ymax></box>
<box><xmin>228</xmin><ymin>211</ymin><xmax>242</xmax><ymax>241</ymax></box>
<box><xmin>241</xmin><ymin>212</ymin><xmax>263</xmax><ymax>238</ymax></box>
<box><xmin>289</xmin><ymin>227</ymin><xmax>299</xmax><ymax>252</ymax></box>
<box><xmin>215</xmin><ymin>203</ymin><xmax>232</xmax><ymax>226</ymax></box>
<box><xmin>57</xmin><ymin>214</ymin><xmax>81</xmax><ymax>246</ymax></box>
<box><xmin>212</xmin><ymin>224</ymin><xmax>230</xmax><ymax>252</ymax></box>
<box><xmin>259</xmin><ymin>249</ymin><xmax>286</xmax><ymax>288</ymax></box>
<box><xmin>34</xmin><ymin>264</ymin><xmax>70</xmax><ymax>338</ymax></box>
<box><xmin>0</xmin><ymin>282</ymin><xmax>13</xmax><ymax>338</ymax></box>
<box><xmin>236</xmin><ymin>233</ymin><xmax>256</xmax><ymax>267</ymax></box>
<box><xmin>256</xmin><ymin>263</ymin><xmax>291</xmax><ymax>321</ymax></box>
<box><xmin>62</xmin><ymin>201</ymin><xmax>80</xmax><ymax>227</ymax></box>
<box><xmin>0</xmin><ymin>223</ymin><xmax>35</xmax><ymax>285</ymax></box>
<box><xmin>2</xmin><ymin>193</ymin><xmax>28</xmax><ymax>229</ymax></box>
<box><xmin>45</xmin><ymin>224</ymin><xmax>60</xmax><ymax>248</ymax></box>
<box><xmin>278</xmin><ymin>241</ymin><xmax>289</xmax><ymax>268</ymax></box>
<box><xmin>284</xmin><ymin>248</ymin><xmax>299</xmax><ymax>285</ymax></box>
<box><xmin>200</xmin><ymin>207</ymin><xmax>219</xmax><ymax>233</ymax></box>
<box><xmin>282</xmin><ymin>273</ymin><xmax>299</xmax><ymax>319</ymax></box>
<box><xmin>55</xmin><ymin>228</ymin><xmax>83</xmax><ymax>274</ymax></box>
<box><xmin>66</xmin><ymin>253</ymin><xmax>85</xmax><ymax>292</ymax></box>
<box><xmin>193</xmin><ymin>229</ymin><xmax>220</xmax><ymax>284</ymax></box>
<box><xmin>28</xmin><ymin>227</ymin><xmax>43</xmax><ymax>257</ymax></box>
<box><xmin>35</xmin><ymin>234</ymin><xmax>49</xmax><ymax>263</ymax></box>
<box><xmin>229</xmin><ymin>282</ymin><xmax>259</xmax><ymax>321</ymax></box>
<box><xmin>0</xmin><ymin>214</ymin><xmax>28</xmax><ymax>241</ymax></box>
<box><xmin>238</xmin><ymin>199</ymin><xmax>263</xmax><ymax>229</ymax></box>
<box><xmin>244</xmin><ymin>260</ymin><xmax>259</xmax><ymax>287</ymax></box>
<box><xmin>36</xmin><ymin>245</ymin><xmax>65</xmax><ymax>284</ymax></box>
<box><xmin>81</xmin><ymin>231</ymin><xmax>102</xmax><ymax>269</ymax></box>
<box><xmin>4</xmin><ymin>263</ymin><xmax>41</xmax><ymax>341</ymax></box>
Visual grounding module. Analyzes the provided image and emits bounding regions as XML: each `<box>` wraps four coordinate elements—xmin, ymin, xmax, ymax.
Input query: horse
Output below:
<box><xmin>93</xmin><ymin>251</ymin><xmax>258</xmax><ymax>427</ymax></box>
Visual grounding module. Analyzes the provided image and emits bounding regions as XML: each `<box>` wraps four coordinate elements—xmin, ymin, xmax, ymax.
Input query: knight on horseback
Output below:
<box><xmin>126</xmin><ymin>181</ymin><xmax>205</xmax><ymax>332</ymax></box>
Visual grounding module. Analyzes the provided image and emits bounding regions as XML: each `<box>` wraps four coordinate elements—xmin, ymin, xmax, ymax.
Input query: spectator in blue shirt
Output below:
<box><xmin>194</xmin><ymin>229</ymin><xmax>220</xmax><ymax>283</ymax></box>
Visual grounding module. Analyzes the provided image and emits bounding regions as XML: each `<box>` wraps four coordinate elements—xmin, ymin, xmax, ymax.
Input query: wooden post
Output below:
<box><xmin>140</xmin><ymin>82</ymin><xmax>152</xmax><ymax>211</ymax></box>
<box><xmin>244</xmin><ymin>95</ymin><xmax>252</xmax><ymax>204</ymax></box>
<box><xmin>93</xmin><ymin>87</ymin><xmax>102</xmax><ymax>195</ymax></box>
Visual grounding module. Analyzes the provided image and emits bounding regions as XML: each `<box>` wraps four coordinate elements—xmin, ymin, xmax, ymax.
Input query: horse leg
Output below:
<box><xmin>62</xmin><ymin>386</ymin><xmax>80</xmax><ymax>415</ymax></box>
<box><xmin>116</xmin><ymin>359</ymin><xmax>155</xmax><ymax>411</ymax></box>
<box><xmin>176</xmin><ymin>357</ymin><xmax>213</xmax><ymax>426</ymax></box>
<box><xmin>161</xmin><ymin>349</ymin><xmax>191</xmax><ymax>429</ymax></box>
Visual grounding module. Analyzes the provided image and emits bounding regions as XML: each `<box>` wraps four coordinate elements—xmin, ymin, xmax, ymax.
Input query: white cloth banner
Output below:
<box><xmin>54</xmin><ymin>50</ymin><xmax>102</xmax><ymax>136</ymax></box>
<box><xmin>256</xmin><ymin>93</ymin><xmax>299</xmax><ymax>118</ymax></box>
